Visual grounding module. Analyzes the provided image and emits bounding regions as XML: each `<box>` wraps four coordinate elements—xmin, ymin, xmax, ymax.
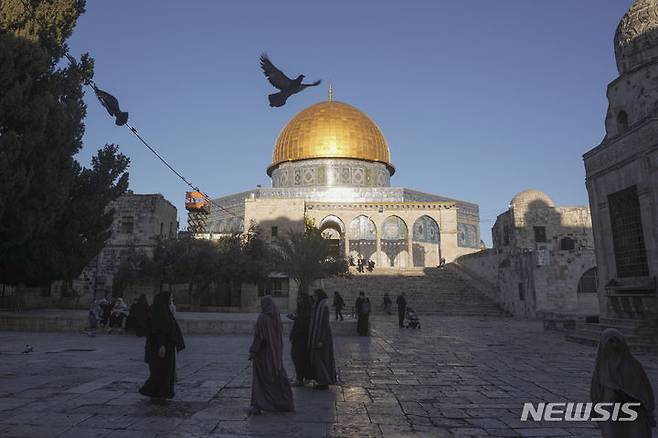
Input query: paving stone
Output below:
<box><xmin>0</xmin><ymin>315</ymin><xmax>657</xmax><ymax>437</ymax></box>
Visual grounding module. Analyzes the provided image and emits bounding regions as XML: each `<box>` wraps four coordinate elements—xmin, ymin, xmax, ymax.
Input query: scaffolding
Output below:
<box><xmin>185</xmin><ymin>191</ymin><xmax>210</xmax><ymax>234</ymax></box>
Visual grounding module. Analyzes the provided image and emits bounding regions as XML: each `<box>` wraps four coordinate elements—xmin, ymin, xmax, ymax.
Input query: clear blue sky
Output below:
<box><xmin>68</xmin><ymin>0</ymin><xmax>634</xmax><ymax>245</ymax></box>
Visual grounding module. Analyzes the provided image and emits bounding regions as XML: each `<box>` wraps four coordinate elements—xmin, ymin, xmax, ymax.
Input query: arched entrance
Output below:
<box><xmin>381</xmin><ymin>216</ymin><xmax>409</xmax><ymax>267</ymax></box>
<box><xmin>319</xmin><ymin>215</ymin><xmax>345</xmax><ymax>259</ymax></box>
<box><xmin>348</xmin><ymin>215</ymin><xmax>377</xmax><ymax>261</ymax></box>
<box><xmin>412</xmin><ymin>215</ymin><xmax>440</xmax><ymax>267</ymax></box>
<box><xmin>577</xmin><ymin>267</ymin><xmax>598</xmax><ymax>294</ymax></box>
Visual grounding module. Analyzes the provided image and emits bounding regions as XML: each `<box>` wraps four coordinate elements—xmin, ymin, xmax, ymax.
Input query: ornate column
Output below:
<box><xmin>344</xmin><ymin>234</ymin><xmax>350</xmax><ymax>259</ymax></box>
<box><xmin>376</xmin><ymin>232</ymin><xmax>382</xmax><ymax>266</ymax></box>
<box><xmin>407</xmin><ymin>223</ymin><xmax>414</xmax><ymax>268</ymax></box>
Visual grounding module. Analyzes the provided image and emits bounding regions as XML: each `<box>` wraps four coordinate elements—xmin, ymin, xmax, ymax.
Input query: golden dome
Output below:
<box><xmin>268</xmin><ymin>99</ymin><xmax>394</xmax><ymax>175</ymax></box>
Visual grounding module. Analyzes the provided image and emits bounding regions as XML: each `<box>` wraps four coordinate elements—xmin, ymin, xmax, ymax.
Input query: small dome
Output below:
<box><xmin>510</xmin><ymin>189</ymin><xmax>555</xmax><ymax>209</ymax></box>
<box><xmin>268</xmin><ymin>100</ymin><xmax>393</xmax><ymax>176</ymax></box>
<box><xmin>614</xmin><ymin>0</ymin><xmax>658</xmax><ymax>74</ymax></box>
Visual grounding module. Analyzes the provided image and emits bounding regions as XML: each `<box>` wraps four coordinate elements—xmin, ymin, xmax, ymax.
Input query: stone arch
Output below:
<box><xmin>577</xmin><ymin>267</ymin><xmax>598</xmax><ymax>294</ymax></box>
<box><xmin>319</xmin><ymin>215</ymin><xmax>345</xmax><ymax>258</ymax></box>
<box><xmin>412</xmin><ymin>215</ymin><xmax>440</xmax><ymax>267</ymax></box>
<box><xmin>381</xmin><ymin>215</ymin><xmax>409</xmax><ymax>268</ymax></box>
<box><xmin>348</xmin><ymin>215</ymin><xmax>377</xmax><ymax>261</ymax></box>
<box><xmin>319</xmin><ymin>215</ymin><xmax>345</xmax><ymax>234</ymax></box>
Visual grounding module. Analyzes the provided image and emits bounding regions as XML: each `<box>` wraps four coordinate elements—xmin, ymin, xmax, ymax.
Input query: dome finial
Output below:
<box><xmin>328</xmin><ymin>83</ymin><xmax>333</xmax><ymax>102</ymax></box>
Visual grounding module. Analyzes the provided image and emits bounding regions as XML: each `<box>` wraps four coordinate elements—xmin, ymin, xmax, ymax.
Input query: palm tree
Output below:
<box><xmin>272</xmin><ymin>221</ymin><xmax>348</xmax><ymax>294</ymax></box>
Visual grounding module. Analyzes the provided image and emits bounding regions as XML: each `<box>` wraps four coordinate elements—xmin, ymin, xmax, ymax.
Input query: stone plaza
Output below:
<box><xmin>1</xmin><ymin>315</ymin><xmax>657</xmax><ymax>438</ymax></box>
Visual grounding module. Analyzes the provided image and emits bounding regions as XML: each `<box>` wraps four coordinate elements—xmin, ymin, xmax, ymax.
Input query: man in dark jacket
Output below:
<box><xmin>396</xmin><ymin>292</ymin><xmax>407</xmax><ymax>328</ymax></box>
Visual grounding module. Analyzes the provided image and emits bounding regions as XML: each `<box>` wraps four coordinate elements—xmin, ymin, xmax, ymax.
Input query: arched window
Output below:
<box><xmin>382</xmin><ymin>216</ymin><xmax>407</xmax><ymax>241</ymax></box>
<box><xmin>381</xmin><ymin>216</ymin><xmax>409</xmax><ymax>267</ymax></box>
<box><xmin>348</xmin><ymin>215</ymin><xmax>377</xmax><ymax>261</ymax></box>
<box><xmin>577</xmin><ymin>268</ymin><xmax>598</xmax><ymax>294</ymax></box>
<box><xmin>412</xmin><ymin>216</ymin><xmax>439</xmax><ymax>243</ymax></box>
<box><xmin>412</xmin><ymin>216</ymin><xmax>440</xmax><ymax>267</ymax></box>
<box><xmin>617</xmin><ymin>110</ymin><xmax>629</xmax><ymax>133</ymax></box>
<box><xmin>348</xmin><ymin>215</ymin><xmax>376</xmax><ymax>241</ymax></box>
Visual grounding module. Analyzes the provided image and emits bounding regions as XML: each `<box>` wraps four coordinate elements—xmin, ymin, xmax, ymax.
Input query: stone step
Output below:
<box><xmin>576</xmin><ymin>322</ymin><xmax>658</xmax><ymax>337</ymax></box>
<box><xmin>599</xmin><ymin>317</ymin><xmax>658</xmax><ymax>328</ymax></box>
<box><xmin>571</xmin><ymin>327</ymin><xmax>658</xmax><ymax>345</ymax></box>
<box><xmin>565</xmin><ymin>332</ymin><xmax>658</xmax><ymax>353</ymax></box>
<box><xmin>324</xmin><ymin>267</ymin><xmax>504</xmax><ymax>317</ymax></box>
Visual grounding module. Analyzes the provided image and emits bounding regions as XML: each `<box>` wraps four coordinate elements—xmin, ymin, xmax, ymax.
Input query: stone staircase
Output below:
<box><xmin>321</xmin><ymin>266</ymin><xmax>505</xmax><ymax>316</ymax></box>
<box><xmin>566</xmin><ymin>317</ymin><xmax>658</xmax><ymax>352</ymax></box>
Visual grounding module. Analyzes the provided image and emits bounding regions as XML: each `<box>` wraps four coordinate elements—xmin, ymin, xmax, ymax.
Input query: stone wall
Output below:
<box><xmin>76</xmin><ymin>193</ymin><xmax>177</xmax><ymax>302</ymax></box>
<box><xmin>584</xmin><ymin>6</ymin><xmax>658</xmax><ymax>320</ymax></box>
<box><xmin>455</xmin><ymin>247</ymin><xmax>598</xmax><ymax>318</ymax></box>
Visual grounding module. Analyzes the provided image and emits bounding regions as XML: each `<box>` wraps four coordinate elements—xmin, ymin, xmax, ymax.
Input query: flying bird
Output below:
<box><xmin>260</xmin><ymin>53</ymin><xmax>321</xmax><ymax>107</ymax></box>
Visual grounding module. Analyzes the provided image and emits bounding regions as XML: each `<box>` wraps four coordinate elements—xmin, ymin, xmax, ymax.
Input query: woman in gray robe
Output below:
<box><xmin>308</xmin><ymin>289</ymin><xmax>337</xmax><ymax>390</ymax></box>
<box><xmin>590</xmin><ymin>328</ymin><xmax>655</xmax><ymax>438</ymax></box>
<box><xmin>248</xmin><ymin>296</ymin><xmax>294</xmax><ymax>415</ymax></box>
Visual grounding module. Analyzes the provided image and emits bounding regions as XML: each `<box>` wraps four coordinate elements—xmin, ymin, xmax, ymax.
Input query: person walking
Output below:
<box><xmin>308</xmin><ymin>289</ymin><xmax>337</xmax><ymax>390</ymax></box>
<box><xmin>247</xmin><ymin>296</ymin><xmax>294</xmax><ymax>415</ymax></box>
<box><xmin>333</xmin><ymin>291</ymin><xmax>345</xmax><ymax>321</ymax></box>
<box><xmin>396</xmin><ymin>292</ymin><xmax>407</xmax><ymax>328</ymax></box>
<box><xmin>289</xmin><ymin>291</ymin><xmax>314</xmax><ymax>386</ymax></box>
<box><xmin>355</xmin><ymin>291</ymin><xmax>371</xmax><ymax>336</ymax></box>
<box><xmin>382</xmin><ymin>293</ymin><xmax>392</xmax><ymax>315</ymax></box>
<box><xmin>591</xmin><ymin>328</ymin><xmax>655</xmax><ymax>438</ymax></box>
<box><xmin>139</xmin><ymin>292</ymin><xmax>185</xmax><ymax>399</ymax></box>
<box><xmin>130</xmin><ymin>294</ymin><xmax>150</xmax><ymax>337</ymax></box>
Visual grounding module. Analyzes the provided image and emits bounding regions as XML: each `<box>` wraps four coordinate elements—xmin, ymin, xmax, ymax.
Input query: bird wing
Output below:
<box><xmin>300</xmin><ymin>80</ymin><xmax>322</xmax><ymax>89</ymax></box>
<box><xmin>260</xmin><ymin>53</ymin><xmax>292</xmax><ymax>90</ymax></box>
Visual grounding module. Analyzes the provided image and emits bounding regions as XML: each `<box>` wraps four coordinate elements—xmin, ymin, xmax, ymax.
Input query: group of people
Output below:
<box><xmin>89</xmin><ymin>295</ymin><xmax>151</xmax><ymax>335</ymax></box>
<box><xmin>129</xmin><ymin>292</ymin><xmax>656</xmax><ymax>437</ymax></box>
<box><xmin>246</xmin><ymin>289</ymin><xmax>338</xmax><ymax>415</ymax></box>
<box><xmin>329</xmin><ymin>289</ymin><xmax>413</xmax><ymax>335</ymax></box>
<box><xmin>348</xmin><ymin>255</ymin><xmax>375</xmax><ymax>273</ymax></box>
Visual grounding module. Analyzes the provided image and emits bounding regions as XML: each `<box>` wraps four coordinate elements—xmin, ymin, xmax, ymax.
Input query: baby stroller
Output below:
<box><xmin>406</xmin><ymin>307</ymin><xmax>421</xmax><ymax>329</ymax></box>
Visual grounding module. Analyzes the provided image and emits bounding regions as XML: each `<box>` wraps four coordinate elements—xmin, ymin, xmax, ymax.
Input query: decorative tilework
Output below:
<box><xmin>349</xmin><ymin>215</ymin><xmax>376</xmax><ymax>240</ymax></box>
<box><xmin>413</xmin><ymin>215</ymin><xmax>439</xmax><ymax>243</ymax></box>
<box><xmin>271</xmin><ymin>159</ymin><xmax>391</xmax><ymax>189</ymax></box>
<box><xmin>457</xmin><ymin>223</ymin><xmax>479</xmax><ymax>248</ymax></box>
<box><xmin>382</xmin><ymin>216</ymin><xmax>408</xmax><ymax>240</ymax></box>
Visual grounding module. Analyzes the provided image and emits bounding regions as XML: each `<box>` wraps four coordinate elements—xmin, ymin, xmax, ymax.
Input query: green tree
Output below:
<box><xmin>216</xmin><ymin>226</ymin><xmax>271</xmax><ymax>306</ymax></box>
<box><xmin>0</xmin><ymin>1</ymin><xmax>130</xmax><ymax>286</ymax></box>
<box><xmin>272</xmin><ymin>220</ymin><xmax>348</xmax><ymax>294</ymax></box>
<box><xmin>114</xmin><ymin>229</ymin><xmax>272</xmax><ymax>310</ymax></box>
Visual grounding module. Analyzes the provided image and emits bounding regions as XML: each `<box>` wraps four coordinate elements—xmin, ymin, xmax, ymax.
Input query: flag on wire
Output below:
<box><xmin>93</xmin><ymin>85</ymin><xmax>129</xmax><ymax>126</ymax></box>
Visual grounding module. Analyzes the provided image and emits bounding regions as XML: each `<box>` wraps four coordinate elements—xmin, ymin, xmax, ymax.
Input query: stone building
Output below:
<box><xmin>583</xmin><ymin>0</ymin><xmax>658</xmax><ymax>322</ymax></box>
<box><xmin>455</xmin><ymin>189</ymin><xmax>598</xmax><ymax>318</ymax></box>
<box><xmin>192</xmin><ymin>91</ymin><xmax>482</xmax><ymax>311</ymax></box>
<box><xmin>73</xmin><ymin>192</ymin><xmax>178</xmax><ymax>301</ymax></box>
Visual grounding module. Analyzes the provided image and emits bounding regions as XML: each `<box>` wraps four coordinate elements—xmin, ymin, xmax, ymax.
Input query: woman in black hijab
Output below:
<box><xmin>289</xmin><ymin>291</ymin><xmax>314</xmax><ymax>386</ymax></box>
<box><xmin>308</xmin><ymin>289</ymin><xmax>337</xmax><ymax>390</ymax></box>
<box><xmin>248</xmin><ymin>295</ymin><xmax>294</xmax><ymax>415</ymax></box>
<box><xmin>131</xmin><ymin>294</ymin><xmax>150</xmax><ymax>337</ymax></box>
<box><xmin>591</xmin><ymin>328</ymin><xmax>655</xmax><ymax>438</ymax></box>
<box><xmin>139</xmin><ymin>292</ymin><xmax>185</xmax><ymax>399</ymax></box>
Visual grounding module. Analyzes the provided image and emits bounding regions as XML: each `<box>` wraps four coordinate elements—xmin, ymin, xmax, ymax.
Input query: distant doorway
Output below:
<box><xmin>322</xmin><ymin>228</ymin><xmax>341</xmax><ymax>258</ymax></box>
<box><xmin>319</xmin><ymin>215</ymin><xmax>345</xmax><ymax>259</ymax></box>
